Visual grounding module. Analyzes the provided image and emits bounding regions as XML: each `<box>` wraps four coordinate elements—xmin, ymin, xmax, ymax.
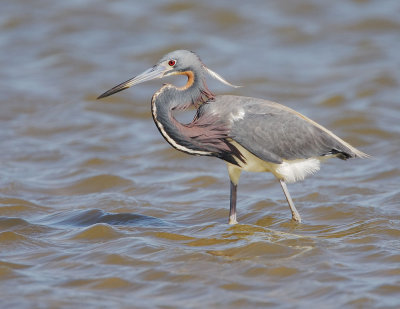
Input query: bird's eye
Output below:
<box><xmin>168</xmin><ymin>59</ymin><xmax>176</xmax><ymax>66</ymax></box>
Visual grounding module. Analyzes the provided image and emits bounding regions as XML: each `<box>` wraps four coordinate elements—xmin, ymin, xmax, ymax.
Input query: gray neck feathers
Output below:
<box><xmin>150</xmin><ymin>75</ymin><xmax>214</xmax><ymax>156</ymax></box>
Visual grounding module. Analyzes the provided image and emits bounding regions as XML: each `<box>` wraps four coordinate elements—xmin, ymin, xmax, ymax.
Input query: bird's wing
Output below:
<box><xmin>216</xmin><ymin>96</ymin><xmax>356</xmax><ymax>163</ymax></box>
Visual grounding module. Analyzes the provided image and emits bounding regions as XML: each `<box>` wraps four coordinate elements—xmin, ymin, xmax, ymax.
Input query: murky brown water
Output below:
<box><xmin>1</xmin><ymin>0</ymin><xmax>400</xmax><ymax>308</ymax></box>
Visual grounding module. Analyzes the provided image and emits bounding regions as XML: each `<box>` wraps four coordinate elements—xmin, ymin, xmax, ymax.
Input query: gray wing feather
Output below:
<box><xmin>231</xmin><ymin>112</ymin><xmax>340</xmax><ymax>162</ymax></box>
<box><xmin>208</xmin><ymin>95</ymin><xmax>354</xmax><ymax>163</ymax></box>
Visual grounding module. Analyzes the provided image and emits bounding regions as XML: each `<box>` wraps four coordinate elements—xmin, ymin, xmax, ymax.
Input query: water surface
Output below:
<box><xmin>1</xmin><ymin>0</ymin><xmax>400</xmax><ymax>308</ymax></box>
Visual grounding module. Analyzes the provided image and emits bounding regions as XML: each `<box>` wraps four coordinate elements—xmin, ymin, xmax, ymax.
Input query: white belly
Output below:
<box><xmin>228</xmin><ymin>140</ymin><xmax>323</xmax><ymax>184</ymax></box>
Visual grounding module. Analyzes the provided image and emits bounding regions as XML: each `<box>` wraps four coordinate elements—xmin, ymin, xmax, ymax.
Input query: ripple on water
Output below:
<box><xmin>1</xmin><ymin>0</ymin><xmax>400</xmax><ymax>307</ymax></box>
<box><xmin>0</xmin><ymin>197</ymin><xmax>49</xmax><ymax>216</ymax></box>
<box><xmin>0</xmin><ymin>266</ymin><xmax>21</xmax><ymax>280</ymax></box>
<box><xmin>69</xmin><ymin>223</ymin><xmax>123</xmax><ymax>241</ymax></box>
<box><xmin>343</xmin><ymin>18</ymin><xmax>400</xmax><ymax>32</ymax></box>
<box><xmin>243</xmin><ymin>266</ymin><xmax>299</xmax><ymax>278</ymax></box>
<box><xmin>0</xmin><ymin>230</ymin><xmax>50</xmax><ymax>253</ymax></box>
<box><xmin>61</xmin><ymin>277</ymin><xmax>137</xmax><ymax>290</ymax></box>
<box><xmin>54</xmin><ymin>174</ymin><xmax>134</xmax><ymax>195</ymax></box>
<box><xmin>102</xmin><ymin>253</ymin><xmax>158</xmax><ymax>267</ymax></box>
<box><xmin>0</xmin><ymin>260</ymin><xmax>32</xmax><ymax>282</ymax></box>
<box><xmin>207</xmin><ymin>238</ymin><xmax>310</xmax><ymax>261</ymax></box>
<box><xmin>42</xmin><ymin>208</ymin><xmax>171</xmax><ymax>227</ymax></box>
<box><xmin>0</xmin><ymin>216</ymin><xmax>55</xmax><ymax>251</ymax></box>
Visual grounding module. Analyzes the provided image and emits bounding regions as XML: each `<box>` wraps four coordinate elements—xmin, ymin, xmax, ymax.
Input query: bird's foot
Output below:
<box><xmin>291</xmin><ymin>212</ymin><xmax>302</xmax><ymax>223</ymax></box>
<box><xmin>229</xmin><ymin>215</ymin><xmax>238</xmax><ymax>225</ymax></box>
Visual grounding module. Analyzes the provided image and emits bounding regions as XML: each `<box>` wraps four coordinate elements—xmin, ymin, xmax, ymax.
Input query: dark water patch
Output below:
<box><xmin>41</xmin><ymin>208</ymin><xmax>172</xmax><ymax>228</ymax></box>
<box><xmin>99</xmin><ymin>212</ymin><xmax>172</xmax><ymax>227</ymax></box>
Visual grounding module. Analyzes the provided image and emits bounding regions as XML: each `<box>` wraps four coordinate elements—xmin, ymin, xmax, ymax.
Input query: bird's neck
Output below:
<box><xmin>150</xmin><ymin>78</ymin><xmax>214</xmax><ymax>156</ymax></box>
<box><xmin>150</xmin><ymin>80</ymin><xmax>243</xmax><ymax>165</ymax></box>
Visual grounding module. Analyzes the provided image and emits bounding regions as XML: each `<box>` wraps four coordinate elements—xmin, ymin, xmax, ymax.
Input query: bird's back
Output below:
<box><xmin>200</xmin><ymin>95</ymin><xmax>368</xmax><ymax>164</ymax></box>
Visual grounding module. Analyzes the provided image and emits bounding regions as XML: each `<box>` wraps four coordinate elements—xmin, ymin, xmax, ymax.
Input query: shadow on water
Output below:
<box><xmin>40</xmin><ymin>209</ymin><xmax>172</xmax><ymax>228</ymax></box>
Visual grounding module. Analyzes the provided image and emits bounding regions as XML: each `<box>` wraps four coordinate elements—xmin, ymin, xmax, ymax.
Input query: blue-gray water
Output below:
<box><xmin>1</xmin><ymin>0</ymin><xmax>400</xmax><ymax>308</ymax></box>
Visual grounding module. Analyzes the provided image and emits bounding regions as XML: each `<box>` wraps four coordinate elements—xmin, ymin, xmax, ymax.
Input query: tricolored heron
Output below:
<box><xmin>98</xmin><ymin>50</ymin><xmax>368</xmax><ymax>224</ymax></box>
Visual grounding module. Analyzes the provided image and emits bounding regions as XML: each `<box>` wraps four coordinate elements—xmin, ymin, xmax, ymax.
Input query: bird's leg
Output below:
<box><xmin>227</xmin><ymin>164</ymin><xmax>241</xmax><ymax>225</ymax></box>
<box><xmin>229</xmin><ymin>181</ymin><xmax>238</xmax><ymax>225</ymax></box>
<box><xmin>279</xmin><ymin>180</ymin><xmax>302</xmax><ymax>223</ymax></box>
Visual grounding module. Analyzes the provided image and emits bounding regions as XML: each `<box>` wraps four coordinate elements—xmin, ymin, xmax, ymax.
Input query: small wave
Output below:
<box><xmin>0</xmin><ymin>197</ymin><xmax>49</xmax><ymax>216</ymax></box>
<box><xmin>54</xmin><ymin>174</ymin><xmax>134</xmax><ymax>195</ymax></box>
<box><xmin>61</xmin><ymin>276</ymin><xmax>135</xmax><ymax>290</ymax></box>
<box><xmin>41</xmin><ymin>209</ymin><xmax>171</xmax><ymax>228</ymax></box>
<box><xmin>69</xmin><ymin>223</ymin><xmax>123</xmax><ymax>240</ymax></box>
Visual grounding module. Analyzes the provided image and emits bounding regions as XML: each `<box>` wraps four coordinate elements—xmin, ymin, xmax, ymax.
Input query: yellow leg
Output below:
<box><xmin>279</xmin><ymin>179</ymin><xmax>302</xmax><ymax>223</ymax></box>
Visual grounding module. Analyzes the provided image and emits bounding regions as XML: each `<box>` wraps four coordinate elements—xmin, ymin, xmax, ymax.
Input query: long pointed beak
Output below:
<box><xmin>97</xmin><ymin>65</ymin><xmax>168</xmax><ymax>99</ymax></box>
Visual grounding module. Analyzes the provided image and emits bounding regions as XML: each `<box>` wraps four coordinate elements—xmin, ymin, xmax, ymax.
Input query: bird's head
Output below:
<box><xmin>97</xmin><ymin>50</ymin><xmax>239</xmax><ymax>99</ymax></box>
